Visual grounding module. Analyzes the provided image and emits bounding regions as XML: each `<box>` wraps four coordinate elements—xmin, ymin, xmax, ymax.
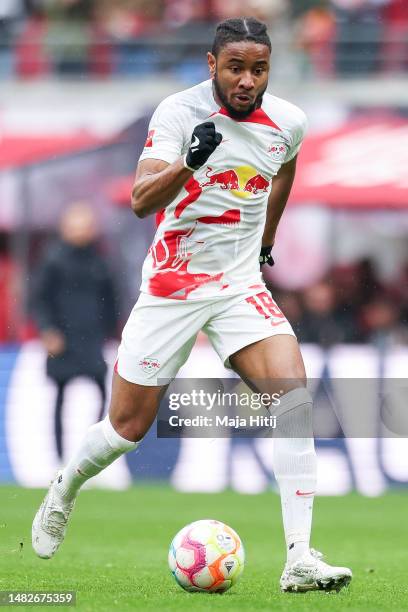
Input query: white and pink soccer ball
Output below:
<box><xmin>168</xmin><ymin>519</ymin><xmax>245</xmax><ymax>593</ymax></box>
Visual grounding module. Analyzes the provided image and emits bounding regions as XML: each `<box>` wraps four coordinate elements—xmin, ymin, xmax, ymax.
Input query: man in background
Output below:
<box><xmin>32</xmin><ymin>202</ymin><xmax>118</xmax><ymax>461</ymax></box>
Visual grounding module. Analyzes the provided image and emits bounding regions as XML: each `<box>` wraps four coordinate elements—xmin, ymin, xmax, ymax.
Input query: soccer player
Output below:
<box><xmin>32</xmin><ymin>17</ymin><xmax>352</xmax><ymax>592</ymax></box>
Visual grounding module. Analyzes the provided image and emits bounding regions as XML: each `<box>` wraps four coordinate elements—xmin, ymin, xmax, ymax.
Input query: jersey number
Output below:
<box><xmin>246</xmin><ymin>292</ymin><xmax>286</xmax><ymax>321</ymax></box>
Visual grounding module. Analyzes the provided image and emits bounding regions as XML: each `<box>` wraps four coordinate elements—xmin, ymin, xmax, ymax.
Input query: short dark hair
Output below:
<box><xmin>212</xmin><ymin>17</ymin><xmax>271</xmax><ymax>57</ymax></box>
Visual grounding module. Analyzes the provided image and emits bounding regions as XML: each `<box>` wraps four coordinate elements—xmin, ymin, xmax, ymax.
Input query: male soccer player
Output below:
<box><xmin>32</xmin><ymin>17</ymin><xmax>352</xmax><ymax>592</ymax></box>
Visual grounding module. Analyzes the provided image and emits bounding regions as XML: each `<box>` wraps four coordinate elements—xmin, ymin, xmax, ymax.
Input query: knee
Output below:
<box><xmin>279</xmin><ymin>374</ymin><xmax>307</xmax><ymax>396</ymax></box>
<box><xmin>109</xmin><ymin>414</ymin><xmax>147</xmax><ymax>443</ymax></box>
<box><xmin>284</xmin><ymin>359</ymin><xmax>307</xmax><ymax>390</ymax></box>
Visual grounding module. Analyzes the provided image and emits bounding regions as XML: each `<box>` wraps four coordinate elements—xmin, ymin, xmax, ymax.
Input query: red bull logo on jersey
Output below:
<box><xmin>243</xmin><ymin>174</ymin><xmax>270</xmax><ymax>195</ymax></box>
<box><xmin>201</xmin><ymin>167</ymin><xmax>240</xmax><ymax>190</ymax></box>
<box><xmin>200</xmin><ymin>165</ymin><xmax>270</xmax><ymax>200</ymax></box>
<box><xmin>174</xmin><ymin>165</ymin><xmax>271</xmax><ymax>221</ymax></box>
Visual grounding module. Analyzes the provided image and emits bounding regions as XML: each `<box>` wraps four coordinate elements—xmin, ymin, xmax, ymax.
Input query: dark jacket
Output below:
<box><xmin>32</xmin><ymin>240</ymin><xmax>118</xmax><ymax>383</ymax></box>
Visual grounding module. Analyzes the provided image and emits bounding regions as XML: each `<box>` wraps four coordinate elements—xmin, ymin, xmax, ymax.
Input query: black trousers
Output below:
<box><xmin>54</xmin><ymin>377</ymin><xmax>106</xmax><ymax>461</ymax></box>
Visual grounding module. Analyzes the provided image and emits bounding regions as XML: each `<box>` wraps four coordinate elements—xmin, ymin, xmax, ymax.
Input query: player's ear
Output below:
<box><xmin>207</xmin><ymin>52</ymin><xmax>216</xmax><ymax>79</ymax></box>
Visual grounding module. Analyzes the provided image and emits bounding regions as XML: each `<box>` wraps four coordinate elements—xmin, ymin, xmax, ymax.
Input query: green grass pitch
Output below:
<box><xmin>0</xmin><ymin>485</ymin><xmax>407</xmax><ymax>611</ymax></box>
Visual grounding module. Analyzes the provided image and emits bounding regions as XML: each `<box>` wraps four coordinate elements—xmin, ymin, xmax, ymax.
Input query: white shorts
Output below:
<box><xmin>116</xmin><ymin>289</ymin><xmax>295</xmax><ymax>385</ymax></box>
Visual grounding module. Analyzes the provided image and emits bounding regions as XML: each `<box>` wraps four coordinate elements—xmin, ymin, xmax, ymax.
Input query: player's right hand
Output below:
<box><xmin>184</xmin><ymin>122</ymin><xmax>222</xmax><ymax>171</ymax></box>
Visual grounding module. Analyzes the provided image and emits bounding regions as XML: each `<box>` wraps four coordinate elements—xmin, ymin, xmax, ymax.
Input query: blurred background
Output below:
<box><xmin>0</xmin><ymin>0</ymin><xmax>407</xmax><ymax>496</ymax></box>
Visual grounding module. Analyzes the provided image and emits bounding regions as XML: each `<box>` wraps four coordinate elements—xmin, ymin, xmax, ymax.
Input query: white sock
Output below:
<box><xmin>272</xmin><ymin>388</ymin><xmax>317</xmax><ymax>565</ymax></box>
<box><xmin>55</xmin><ymin>416</ymin><xmax>138</xmax><ymax>501</ymax></box>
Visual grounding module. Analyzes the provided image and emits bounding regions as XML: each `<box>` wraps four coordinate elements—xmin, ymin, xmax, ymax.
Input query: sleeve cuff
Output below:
<box><xmin>182</xmin><ymin>154</ymin><xmax>196</xmax><ymax>172</ymax></box>
<box><xmin>138</xmin><ymin>151</ymin><xmax>180</xmax><ymax>165</ymax></box>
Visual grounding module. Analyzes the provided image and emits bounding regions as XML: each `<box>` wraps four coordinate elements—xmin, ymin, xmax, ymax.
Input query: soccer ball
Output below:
<box><xmin>168</xmin><ymin>519</ymin><xmax>245</xmax><ymax>593</ymax></box>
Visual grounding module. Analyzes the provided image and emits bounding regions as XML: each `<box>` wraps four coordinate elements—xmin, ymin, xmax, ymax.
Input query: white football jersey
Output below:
<box><xmin>138</xmin><ymin>79</ymin><xmax>307</xmax><ymax>300</ymax></box>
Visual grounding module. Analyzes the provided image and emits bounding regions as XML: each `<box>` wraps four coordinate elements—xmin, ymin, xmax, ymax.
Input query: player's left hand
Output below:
<box><xmin>259</xmin><ymin>245</ymin><xmax>274</xmax><ymax>267</ymax></box>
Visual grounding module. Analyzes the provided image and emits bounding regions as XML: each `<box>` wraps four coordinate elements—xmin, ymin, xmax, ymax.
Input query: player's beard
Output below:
<box><xmin>213</xmin><ymin>73</ymin><xmax>267</xmax><ymax>119</ymax></box>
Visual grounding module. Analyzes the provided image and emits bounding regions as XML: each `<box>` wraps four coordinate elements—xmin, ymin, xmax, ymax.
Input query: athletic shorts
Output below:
<box><xmin>116</xmin><ymin>289</ymin><xmax>295</xmax><ymax>386</ymax></box>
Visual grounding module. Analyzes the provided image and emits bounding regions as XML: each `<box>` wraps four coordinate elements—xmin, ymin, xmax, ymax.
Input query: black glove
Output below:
<box><xmin>259</xmin><ymin>245</ymin><xmax>275</xmax><ymax>267</ymax></box>
<box><xmin>184</xmin><ymin>122</ymin><xmax>222</xmax><ymax>171</ymax></box>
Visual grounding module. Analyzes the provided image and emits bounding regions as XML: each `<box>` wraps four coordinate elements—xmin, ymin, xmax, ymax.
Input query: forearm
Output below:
<box><xmin>262</xmin><ymin>194</ymin><xmax>288</xmax><ymax>246</ymax></box>
<box><xmin>131</xmin><ymin>158</ymin><xmax>192</xmax><ymax>218</ymax></box>
<box><xmin>262</xmin><ymin>157</ymin><xmax>297</xmax><ymax>246</ymax></box>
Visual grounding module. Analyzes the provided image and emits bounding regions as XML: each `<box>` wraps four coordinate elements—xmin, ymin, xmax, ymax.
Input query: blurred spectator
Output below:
<box><xmin>329</xmin><ymin>264</ymin><xmax>366</xmax><ymax>342</ymax></box>
<box><xmin>162</xmin><ymin>1</ymin><xmax>213</xmax><ymax>82</ymax></box>
<box><xmin>0</xmin><ymin>0</ymin><xmax>27</xmax><ymax>33</ymax></box>
<box><xmin>275</xmin><ymin>290</ymin><xmax>304</xmax><ymax>337</ymax></box>
<box><xmin>267</xmin><ymin>257</ymin><xmax>408</xmax><ymax>347</ymax></box>
<box><xmin>360</xmin><ymin>294</ymin><xmax>402</xmax><ymax>345</ymax></box>
<box><xmin>332</xmin><ymin>0</ymin><xmax>388</xmax><ymax>76</ymax></box>
<box><xmin>0</xmin><ymin>0</ymin><xmax>27</xmax><ymax>76</ymax></box>
<box><xmin>4</xmin><ymin>0</ymin><xmax>408</xmax><ymax>79</ymax></box>
<box><xmin>0</xmin><ymin>254</ymin><xmax>20</xmax><ymax>342</ymax></box>
<box><xmin>294</xmin><ymin>5</ymin><xmax>335</xmax><ymax>76</ymax></box>
<box><xmin>391</xmin><ymin>262</ymin><xmax>408</xmax><ymax>342</ymax></box>
<box><xmin>381</xmin><ymin>0</ymin><xmax>408</xmax><ymax>73</ymax></box>
<box><xmin>44</xmin><ymin>0</ymin><xmax>94</xmax><ymax>75</ymax></box>
<box><xmin>14</xmin><ymin>4</ymin><xmax>50</xmax><ymax>78</ymax></box>
<box><xmin>94</xmin><ymin>0</ymin><xmax>164</xmax><ymax>76</ymax></box>
<box><xmin>212</xmin><ymin>0</ymin><xmax>288</xmax><ymax>24</ymax></box>
<box><xmin>164</xmin><ymin>0</ymin><xmax>209</xmax><ymax>28</ymax></box>
<box><xmin>298</xmin><ymin>281</ymin><xmax>349</xmax><ymax>346</ymax></box>
<box><xmin>289</xmin><ymin>0</ymin><xmax>328</xmax><ymax>19</ymax></box>
<box><xmin>32</xmin><ymin>202</ymin><xmax>119</xmax><ymax>460</ymax></box>
<box><xmin>354</xmin><ymin>258</ymin><xmax>381</xmax><ymax>304</ymax></box>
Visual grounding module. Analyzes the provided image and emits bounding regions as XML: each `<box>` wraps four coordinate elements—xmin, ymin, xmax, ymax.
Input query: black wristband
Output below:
<box><xmin>259</xmin><ymin>246</ymin><xmax>275</xmax><ymax>267</ymax></box>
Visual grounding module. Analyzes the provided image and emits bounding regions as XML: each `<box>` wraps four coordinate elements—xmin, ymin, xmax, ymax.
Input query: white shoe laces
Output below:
<box><xmin>42</xmin><ymin>492</ymin><xmax>74</xmax><ymax>538</ymax></box>
<box><xmin>287</xmin><ymin>549</ymin><xmax>326</xmax><ymax>578</ymax></box>
<box><xmin>44</xmin><ymin>509</ymin><xmax>69</xmax><ymax>537</ymax></box>
<box><xmin>310</xmin><ymin>548</ymin><xmax>324</xmax><ymax>561</ymax></box>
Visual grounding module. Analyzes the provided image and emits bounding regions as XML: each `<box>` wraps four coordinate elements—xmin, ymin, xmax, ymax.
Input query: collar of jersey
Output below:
<box><xmin>210</xmin><ymin>106</ymin><xmax>281</xmax><ymax>130</ymax></box>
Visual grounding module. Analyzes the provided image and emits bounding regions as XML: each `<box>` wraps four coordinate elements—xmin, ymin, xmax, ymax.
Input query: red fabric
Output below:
<box><xmin>211</xmin><ymin>107</ymin><xmax>281</xmax><ymax>130</ymax></box>
<box><xmin>156</xmin><ymin>209</ymin><xmax>165</xmax><ymax>226</ymax></box>
<box><xmin>0</xmin><ymin>257</ymin><xmax>17</xmax><ymax>341</ymax></box>
<box><xmin>15</xmin><ymin>17</ymin><xmax>50</xmax><ymax>78</ymax></box>
<box><xmin>383</xmin><ymin>0</ymin><xmax>408</xmax><ymax>25</ymax></box>
<box><xmin>105</xmin><ymin>176</ymin><xmax>133</xmax><ymax>207</ymax></box>
<box><xmin>89</xmin><ymin>25</ymin><xmax>114</xmax><ymax>77</ymax></box>
<box><xmin>289</xmin><ymin>116</ymin><xmax>408</xmax><ymax>209</ymax></box>
<box><xmin>0</xmin><ymin>134</ymin><xmax>102</xmax><ymax>169</ymax></box>
<box><xmin>144</xmin><ymin>130</ymin><xmax>155</xmax><ymax>147</ymax></box>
